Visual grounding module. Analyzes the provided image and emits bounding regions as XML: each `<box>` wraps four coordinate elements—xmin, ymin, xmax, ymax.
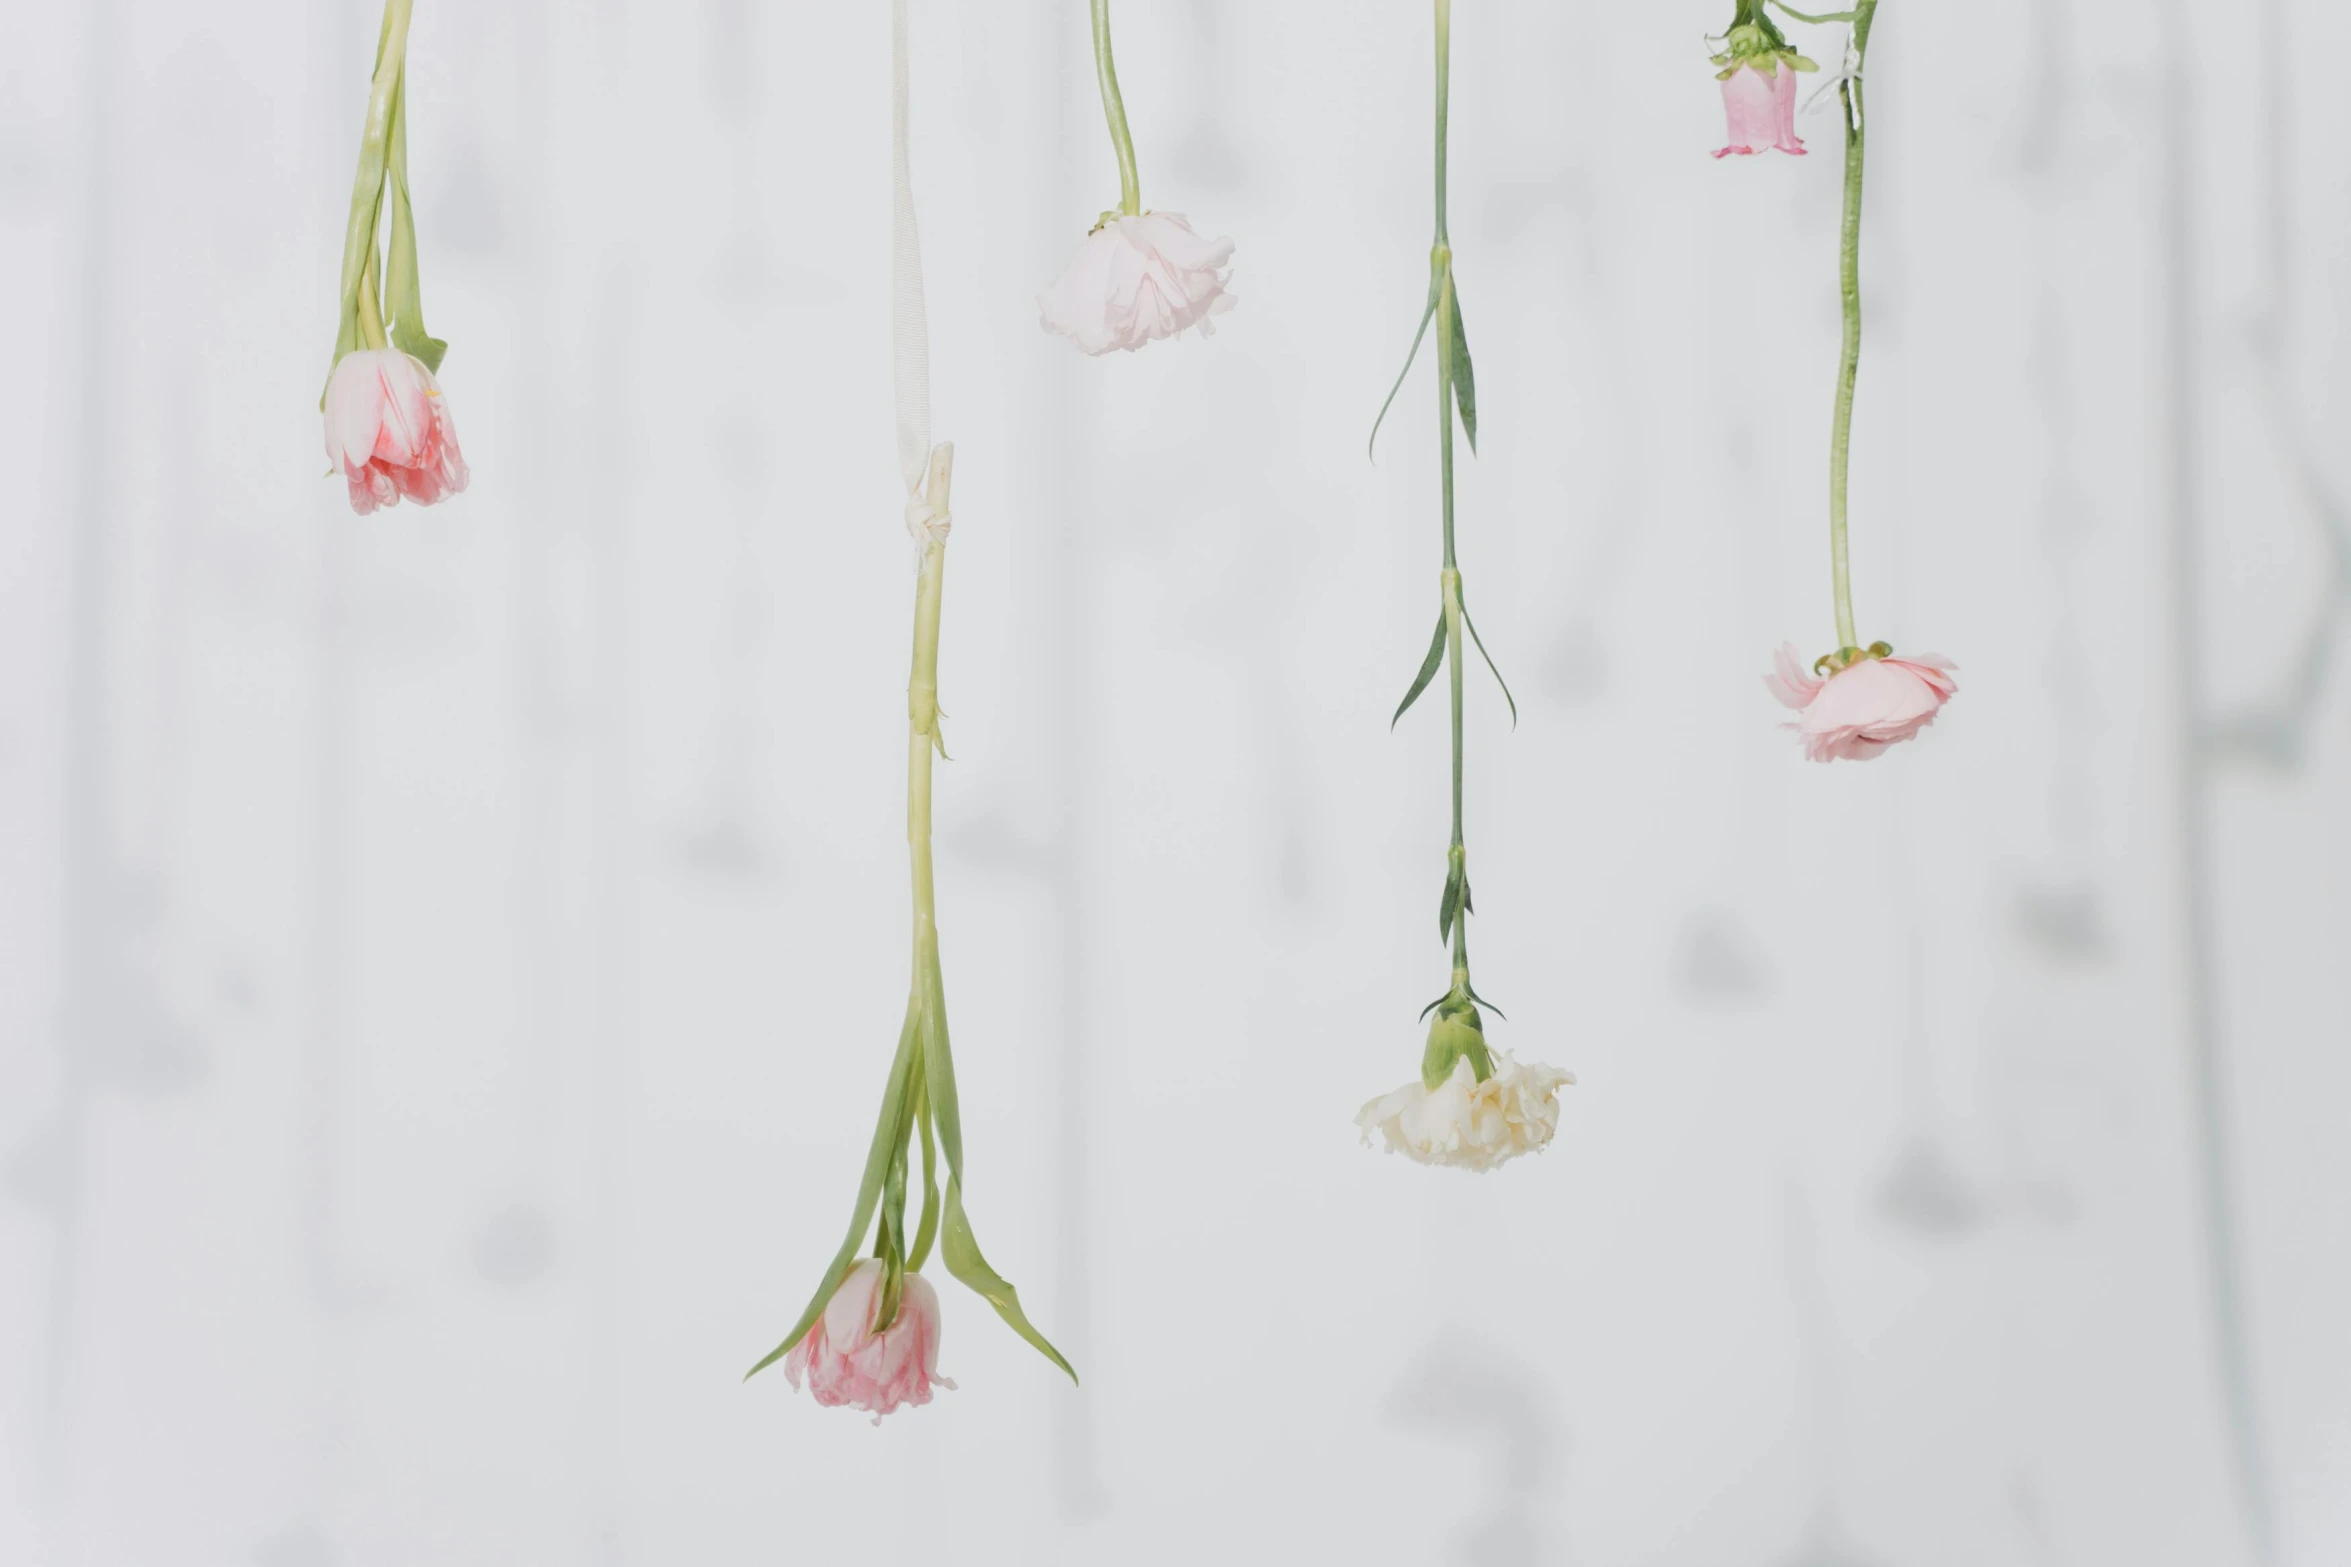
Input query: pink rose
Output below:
<box><xmin>1713</xmin><ymin>60</ymin><xmax>1806</xmax><ymax>159</ymax></box>
<box><xmin>1765</xmin><ymin>642</ymin><xmax>1958</xmax><ymax>762</ymax></box>
<box><xmin>783</xmin><ymin>1259</ymin><xmax>953</xmax><ymax>1423</ymax></box>
<box><xmin>323</xmin><ymin>348</ymin><xmax>470</xmax><ymax>515</ymax></box>
<box><xmin>1038</xmin><ymin>211</ymin><xmax>1236</xmax><ymax>355</ymax></box>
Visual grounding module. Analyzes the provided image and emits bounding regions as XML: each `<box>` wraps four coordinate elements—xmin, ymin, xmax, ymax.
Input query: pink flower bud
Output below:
<box><xmin>1713</xmin><ymin>60</ymin><xmax>1806</xmax><ymax>159</ymax></box>
<box><xmin>1765</xmin><ymin>642</ymin><xmax>1958</xmax><ymax>762</ymax></box>
<box><xmin>322</xmin><ymin>348</ymin><xmax>471</xmax><ymax>515</ymax></box>
<box><xmin>1038</xmin><ymin>212</ymin><xmax>1236</xmax><ymax>356</ymax></box>
<box><xmin>783</xmin><ymin>1259</ymin><xmax>953</xmax><ymax>1423</ymax></box>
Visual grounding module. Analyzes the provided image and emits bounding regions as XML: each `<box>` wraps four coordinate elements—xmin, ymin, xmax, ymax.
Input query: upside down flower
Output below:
<box><xmin>1359</xmin><ymin>1004</ymin><xmax>1575</xmax><ymax>1174</ymax></box>
<box><xmin>1765</xmin><ymin>641</ymin><xmax>1957</xmax><ymax>762</ymax></box>
<box><xmin>1714</xmin><ymin>59</ymin><xmax>1807</xmax><ymax>158</ymax></box>
<box><xmin>1708</xmin><ymin>0</ymin><xmax>1816</xmax><ymax>159</ymax></box>
<box><xmin>783</xmin><ymin>1259</ymin><xmax>953</xmax><ymax>1425</ymax></box>
<box><xmin>323</xmin><ymin>348</ymin><xmax>470</xmax><ymax>514</ymax></box>
<box><xmin>1039</xmin><ymin>211</ymin><xmax>1236</xmax><ymax>355</ymax></box>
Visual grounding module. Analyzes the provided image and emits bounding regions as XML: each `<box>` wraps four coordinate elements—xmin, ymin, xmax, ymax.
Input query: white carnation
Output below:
<box><xmin>1356</xmin><ymin>1051</ymin><xmax>1575</xmax><ymax>1173</ymax></box>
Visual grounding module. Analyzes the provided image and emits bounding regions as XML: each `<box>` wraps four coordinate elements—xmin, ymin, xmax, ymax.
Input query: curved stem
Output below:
<box><xmin>1827</xmin><ymin>0</ymin><xmax>1877</xmax><ymax>651</ymax></box>
<box><xmin>333</xmin><ymin>0</ymin><xmax>412</xmax><ymax>363</ymax></box>
<box><xmin>1089</xmin><ymin>0</ymin><xmax>1142</xmax><ymax>216</ymax></box>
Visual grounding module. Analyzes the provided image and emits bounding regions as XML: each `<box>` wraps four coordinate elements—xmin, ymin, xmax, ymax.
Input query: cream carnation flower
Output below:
<box><xmin>1357</xmin><ymin>1050</ymin><xmax>1575</xmax><ymax>1173</ymax></box>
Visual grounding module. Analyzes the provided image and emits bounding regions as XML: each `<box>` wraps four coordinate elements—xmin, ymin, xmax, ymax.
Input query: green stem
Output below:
<box><xmin>1433</xmin><ymin>0</ymin><xmax>1451</xmax><ymax>243</ymax></box>
<box><xmin>334</xmin><ymin>0</ymin><xmax>412</xmax><ymax>362</ymax></box>
<box><xmin>1090</xmin><ymin>0</ymin><xmax>1142</xmax><ymax>217</ymax></box>
<box><xmin>908</xmin><ymin>446</ymin><xmax>954</xmax><ymax>981</ymax></box>
<box><xmin>1827</xmin><ymin>0</ymin><xmax>1877</xmax><ymax>652</ymax></box>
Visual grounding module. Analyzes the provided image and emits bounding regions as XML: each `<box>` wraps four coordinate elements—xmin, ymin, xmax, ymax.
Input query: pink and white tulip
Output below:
<box><xmin>323</xmin><ymin>348</ymin><xmax>470</xmax><ymax>515</ymax></box>
<box><xmin>1713</xmin><ymin>60</ymin><xmax>1806</xmax><ymax>159</ymax></box>
<box><xmin>1038</xmin><ymin>212</ymin><xmax>1236</xmax><ymax>355</ymax></box>
<box><xmin>783</xmin><ymin>1259</ymin><xmax>952</xmax><ymax>1423</ymax></box>
<box><xmin>1765</xmin><ymin>642</ymin><xmax>1958</xmax><ymax>762</ymax></box>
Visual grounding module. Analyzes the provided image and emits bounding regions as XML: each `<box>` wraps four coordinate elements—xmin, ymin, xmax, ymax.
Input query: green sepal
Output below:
<box><xmin>383</xmin><ymin>72</ymin><xmax>448</xmax><ymax>374</ymax></box>
<box><xmin>1457</xmin><ymin>590</ymin><xmax>1517</xmax><ymax>728</ymax></box>
<box><xmin>744</xmin><ymin>996</ymin><xmax>924</xmax><ymax>1381</ymax></box>
<box><xmin>1447</xmin><ymin>281</ymin><xmax>1478</xmax><ymax>455</ymax></box>
<box><xmin>1420</xmin><ymin>1004</ymin><xmax>1494</xmax><ymax>1089</ymax></box>
<box><xmin>918</xmin><ymin>946</ymin><xmax>1075</xmax><ymax>1383</ymax></box>
<box><xmin>941</xmin><ymin>1182</ymin><xmax>1077</xmax><ymax>1385</ymax></box>
<box><xmin>1393</xmin><ymin>611</ymin><xmax>1448</xmax><ymax>728</ymax></box>
<box><xmin>1369</xmin><ymin>269</ymin><xmax>1443</xmax><ymax>461</ymax></box>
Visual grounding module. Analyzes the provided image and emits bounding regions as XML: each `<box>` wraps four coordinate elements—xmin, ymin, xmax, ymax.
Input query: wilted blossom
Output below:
<box><xmin>1038</xmin><ymin>211</ymin><xmax>1235</xmax><ymax>355</ymax></box>
<box><xmin>1714</xmin><ymin>59</ymin><xmax>1806</xmax><ymax>158</ymax></box>
<box><xmin>783</xmin><ymin>1259</ymin><xmax>952</xmax><ymax>1423</ymax></box>
<box><xmin>1358</xmin><ymin>1051</ymin><xmax>1575</xmax><ymax>1173</ymax></box>
<box><xmin>1765</xmin><ymin>642</ymin><xmax>1958</xmax><ymax>762</ymax></box>
<box><xmin>323</xmin><ymin>347</ymin><xmax>470</xmax><ymax>515</ymax></box>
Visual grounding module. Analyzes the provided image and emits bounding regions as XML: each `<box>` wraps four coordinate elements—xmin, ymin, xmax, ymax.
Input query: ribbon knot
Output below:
<box><xmin>905</xmin><ymin>489</ymin><xmax>951</xmax><ymax>549</ymax></box>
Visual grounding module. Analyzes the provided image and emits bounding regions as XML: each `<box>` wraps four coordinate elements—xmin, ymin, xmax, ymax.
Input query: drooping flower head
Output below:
<box><xmin>783</xmin><ymin>1259</ymin><xmax>953</xmax><ymax>1424</ymax></box>
<box><xmin>1358</xmin><ymin>1003</ymin><xmax>1575</xmax><ymax>1173</ymax></box>
<box><xmin>323</xmin><ymin>348</ymin><xmax>470</xmax><ymax>515</ymax></box>
<box><xmin>1765</xmin><ymin>641</ymin><xmax>1958</xmax><ymax>762</ymax></box>
<box><xmin>1709</xmin><ymin>1</ymin><xmax>1816</xmax><ymax>158</ymax></box>
<box><xmin>1039</xmin><ymin>212</ymin><xmax>1236</xmax><ymax>356</ymax></box>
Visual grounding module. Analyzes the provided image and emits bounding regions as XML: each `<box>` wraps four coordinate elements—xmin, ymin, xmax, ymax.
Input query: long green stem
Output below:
<box><xmin>1433</xmin><ymin>0</ymin><xmax>1470</xmax><ymax>985</ymax></box>
<box><xmin>908</xmin><ymin>448</ymin><xmax>954</xmax><ymax>982</ymax></box>
<box><xmin>334</xmin><ymin>0</ymin><xmax>412</xmax><ymax>362</ymax></box>
<box><xmin>1827</xmin><ymin>0</ymin><xmax>1877</xmax><ymax>651</ymax></box>
<box><xmin>1090</xmin><ymin>0</ymin><xmax>1142</xmax><ymax>216</ymax></box>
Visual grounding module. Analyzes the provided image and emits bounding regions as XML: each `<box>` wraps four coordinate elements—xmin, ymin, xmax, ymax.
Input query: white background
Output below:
<box><xmin>3</xmin><ymin>1</ymin><xmax>2349</xmax><ymax>1563</ymax></box>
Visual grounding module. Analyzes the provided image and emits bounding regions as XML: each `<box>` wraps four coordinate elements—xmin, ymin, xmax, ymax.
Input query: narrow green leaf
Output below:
<box><xmin>1449</xmin><ymin>283</ymin><xmax>1478</xmax><ymax>455</ymax></box>
<box><xmin>383</xmin><ymin>73</ymin><xmax>448</xmax><ymax>374</ymax></box>
<box><xmin>906</xmin><ymin>1077</ymin><xmax>940</xmax><ymax>1273</ymax></box>
<box><xmin>1368</xmin><ymin>272</ymin><xmax>1443</xmax><ymax>461</ymax></box>
<box><xmin>1438</xmin><ymin>864</ymin><xmax>1464</xmax><ymax>944</ymax></box>
<box><xmin>1392</xmin><ymin>611</ymin><xmax>1449</xmax><ymax>729</ymax></box>
<box><xmin>1459</xmin><ymin>594</ymin><xmax>1517</xmax><ymax>728</ymax></box>
<box><xmin>942</xmin><ymin>1182</ymin><xmax>1077</xmax><ymax>1385</ymax></box>
<box><xmin>744</xmin><ymin>998</ymin><xmax>924</xmax><ymax>1381</ymax></box>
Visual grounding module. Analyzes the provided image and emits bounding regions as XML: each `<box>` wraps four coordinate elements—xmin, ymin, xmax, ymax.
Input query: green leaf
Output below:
<box><xmin>1458</xmin><ymin>592</ymin><xmax>1517</xmax><ymax>728</ymax></box>
<box><xmin>744</xmin><ymin>998</ymin><xmax>924</xmax><ymax>1381</ymax></box>
<box><xmin>906</xmin><ymin>1072</ymin><xmax>941</xmax><ymax>1273</ymax></box>
<box><xmin>916</xmin><ymin>947</ymin><xmax>1074</xmax><ymax>1380</ymax></box>
<box><xmin>1393</xmin><ymin>611</ymin><xmax>1448</xmax><ymax>729</ymax></box>
<box><xmin>1368</xmin><ymin>271</ymin><xmax>1443</xmax><ymax>461</ymax></box>
<box><xmin>382</xmin><ymin>73</ymin><xmax>448</xmax><ymax>374</ymax></box>
<box><xmin>1439</xmin><ymin>864</ymin><xmax>1466</xmax><ymax>944</ymax></box>
<box><xmin>1448</xmin><ymin>283</ymin><xmax>1478</xmax><ymax>455</ymax></box>
<box><xmin>942</xmin><ymin>1182</ymin><xmax>1077</xmax><ymax>1385</ymax></box>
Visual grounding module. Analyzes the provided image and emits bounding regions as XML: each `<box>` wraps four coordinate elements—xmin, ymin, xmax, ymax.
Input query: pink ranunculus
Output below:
<box><xmin>1713</xmin><ymin>60</ymin><xmax>1806</xmax><ymax>159</ymax></box>
<box><xmin>783</xmin><ymin>1259</ymin><xmax>953</xmax><ymax>1423</ymax></box>
<box><xmin>1038</xmin><ymin>211</ymin><xmax>1236</xmax><ymax>355</ymax></box>
<box><xmin>323</xmin><ymin>348</ymin><xmax>471</xmax><ymax>515</ymax></box>
<box><xmin>1765</xmin><ymin>642</ymin><xmax>1958</xmax><ymax>762</ymax></box>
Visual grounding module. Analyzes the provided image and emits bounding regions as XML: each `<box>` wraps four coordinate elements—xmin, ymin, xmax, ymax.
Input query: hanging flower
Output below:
<box><xmin>1765</xmin><ymin>641</ymin><xmax>1958</xmax><ymax>762</ymax></box>
<box><xmin>323</xmin><ymin>348</ymin><xmax>470</xmax><ymax>515</ymax></box>
<box><xmin>1359</xmin><ymin>1049</ymin><xmax>1576</xmax><ymax>1174</ymax></box>
<box><xmin>1708</xmin><ymin>1</ymin><xmax>1816</xmax><ymax>159</ymax></box>
<box><xmin>1038</xmin><ymin>212</ymin><xmax>1236</xmax><ymax>355</ymax></box>
<box><xmin>1713</xmin><ymin>59</ymin><xmax>1807</xmax><ymax>158</ymax></box>
<box><xmin>783</xmin><ymin>1260</ymin><xmax>953</xmax><ymax>1424</ymax></box>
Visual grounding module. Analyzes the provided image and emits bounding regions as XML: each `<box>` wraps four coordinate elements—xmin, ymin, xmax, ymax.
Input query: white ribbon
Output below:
<box><xmin>893</xmin><ymin>0</ymin><xmax>948</xmax><ymax>551</ymax></box>
<box><xmin>1802</xmin><ymin>33</ymin><xmax>1864</xmax><ymax>128</ymax></box>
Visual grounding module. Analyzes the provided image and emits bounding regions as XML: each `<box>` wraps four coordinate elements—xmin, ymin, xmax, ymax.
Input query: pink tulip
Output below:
<box><xmin>1765</xmin><ymin>642</ymin><xmax>1958</xmax><ymax>762</ymax></box>
<box><xmin>1038</xmin><ymin>211</ymin><xmax>1236</xmax><ymax>355</ymax></box>
<box><xmin>1713</xmin><ymin>60</ymin><xmax>1806</xmax><ymax>159</ymax></box>
<box><xmin>783</xmin><ymin>1259</ymin><xmax>953</xmax><ymax>1423</ymax></box>
<box><xmin>323</xmin><ymin>348</ymin><xmax>470</xmax><ymax>515</ymax></box>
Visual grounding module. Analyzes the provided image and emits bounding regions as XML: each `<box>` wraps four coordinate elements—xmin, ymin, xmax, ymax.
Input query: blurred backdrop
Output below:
<box><xmin>3</xmin><ymin>0</ymin><xmax>2349</xmax><ymax>1563</ymax></box>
